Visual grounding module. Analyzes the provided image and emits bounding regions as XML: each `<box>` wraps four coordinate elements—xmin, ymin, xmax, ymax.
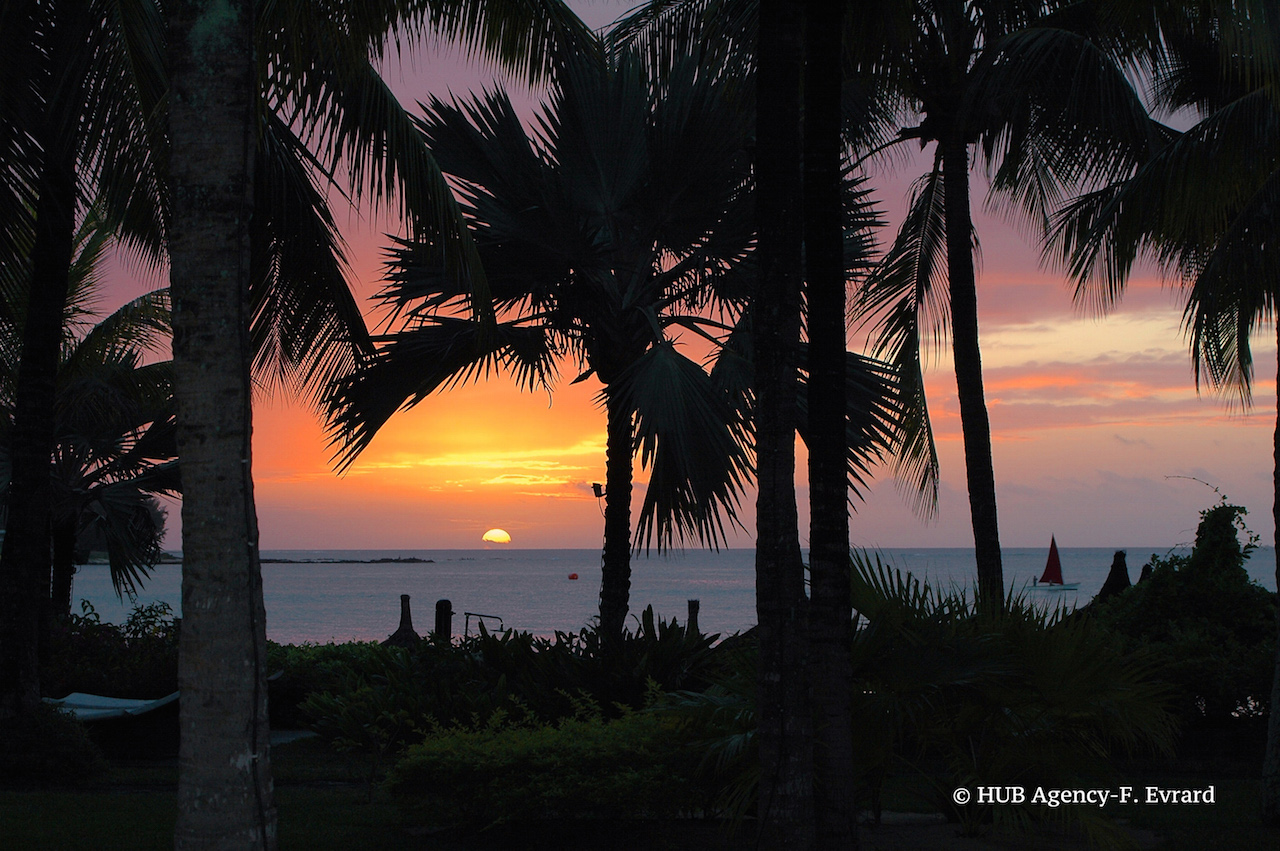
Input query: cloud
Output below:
<box><xmin>480</xmin><ymin>474</ymin><xmax>574</xmax><ymax>487</ymax></box>
<box><xmin>353</xmin><ymin>438</ymin><xmax>606</xmax><ymax>473</ymax></box>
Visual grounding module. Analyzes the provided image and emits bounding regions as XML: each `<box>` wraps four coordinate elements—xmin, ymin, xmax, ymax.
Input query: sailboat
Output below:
<box><xmin>1033</xmin><ymin>536</ymin><xmax>1079</xmax><ymax>591</ymax></box>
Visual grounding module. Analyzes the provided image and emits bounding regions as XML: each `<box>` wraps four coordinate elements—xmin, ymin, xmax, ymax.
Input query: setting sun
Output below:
<box><xmin>482</xmin><ymin>528</ymin><xmax>512</xmax><ymax>544</ymax></box>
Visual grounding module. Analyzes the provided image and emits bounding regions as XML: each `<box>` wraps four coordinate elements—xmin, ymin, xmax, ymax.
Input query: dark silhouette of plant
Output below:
<box><xmin>1091</xmin><ymin>502</ymin><xmax>1274</xmax><ymax>728</ymax></box>
<box><xmin>1</xmin><ymin>214</ymin><xmax>178</xmax><ymax>622</ymax></box>
<box><xmin>163</xmin><ymin>2</ymin><xmax>595</xmax><ymax>846</ymax></box>
<box><xmin>1048</xmin><ymin>0</ymin><xmax>1280</xmax><ymax>821</ymax></box>
<box><xmin>612</xmin><ymin>0</ymin><xmax>1162</xmax><ymax>611</ymax></box>
<box><xmin>328</xmin><ymin>48</ymin><xmax>760</xmax><ymax>639</ymax></box>
<box><xmin>847</xmin><ymin>551</ymin><xmax>1176</xmax><ymax>845</ymax></box>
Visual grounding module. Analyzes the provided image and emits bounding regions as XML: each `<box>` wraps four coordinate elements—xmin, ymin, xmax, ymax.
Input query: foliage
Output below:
<box><xmin>0</xmin><ymin>701</ymin><xmax>106</xmax><ymax>787</ymax></box>
<box><xmin>386</xmin><ymin>699</ymin><xmax>701</xmax><ymax>827</ymax></box>
<box><xmin>1090</xmin><ymin>502</ymin><xmax>1276</xmax><ymax>727</ymax></box>
<box><xmin>649</xmin><ymin>639</ymin><xmax>760</xmax><ymax>825</ymax></box>
<box><xmin>42</xmin><ymin>600</ymin><xmax>178</xmax><ymax>700</ymax></box>
<box><xmin>298</xmin><ymin>643</ymin><xmax>435</xmax><ymax>792</ymax></box>
<box><xmin>265</xmin><ymin>640</ymin><xmax>390</xmax><ymax>728</ymax></box>
<box><xmin>326</xmin><ymin>46</ymin><xmax>760</xmax><ymax>550</ymax></box>
<box><xmin>0</xmin><ymin>214</ymin><xmax>178</xmax><ymax>606</ymax></box>
<box><xmin>846</xmin><ymin>551</ymin><xmax>1177</xmax><ymax>847</ymax></box>
<box><xmin>284</xmin><ymin>607</ymin><xmax>723</xmax><ymax>786</ymax></box>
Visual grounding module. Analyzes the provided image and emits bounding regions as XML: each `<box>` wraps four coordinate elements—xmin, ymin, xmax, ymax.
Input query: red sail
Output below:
<box><xmin>1039</xmin><ymin>536</ymin><xmax>1064</xmax><ymax>585</ymax></box>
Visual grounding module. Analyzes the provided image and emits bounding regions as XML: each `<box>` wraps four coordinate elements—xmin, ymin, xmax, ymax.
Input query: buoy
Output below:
<box><xmin>568</xmin><ymin>573</ymin><xmax>578</xmax><ymax>580</ymax></box>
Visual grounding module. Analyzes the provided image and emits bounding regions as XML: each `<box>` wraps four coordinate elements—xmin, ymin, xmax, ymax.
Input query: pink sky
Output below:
<box><xmin>112</xmin><ymin>1</ymin><xmax>1277</xmax><ymax>551</ymax></box>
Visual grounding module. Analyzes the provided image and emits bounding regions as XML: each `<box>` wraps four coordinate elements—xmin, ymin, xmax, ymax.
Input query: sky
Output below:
<box><xmin>109</xmin><ymin>0</ymin><xmax>1277</xmax><ymax>552</ymax></box>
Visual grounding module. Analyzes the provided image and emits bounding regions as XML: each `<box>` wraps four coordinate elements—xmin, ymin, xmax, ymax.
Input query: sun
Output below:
<box><xmin>482</xmin><ymin>528</ymin><xmax>512</xmax><ymax>544</ymax></box>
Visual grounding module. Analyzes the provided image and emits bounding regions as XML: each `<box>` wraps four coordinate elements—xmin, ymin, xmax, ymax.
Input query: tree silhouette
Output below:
<box><xmin>1049</xmin><ymin>0</ymin><xmax>1280</xmax><ymax>822</ymax></box>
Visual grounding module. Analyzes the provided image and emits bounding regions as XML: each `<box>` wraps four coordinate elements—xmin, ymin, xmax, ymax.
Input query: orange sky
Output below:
<box><xmin>115</xmin><ymin>1</ymin><xmax>1278</xmax><ymax>551</ymax></box>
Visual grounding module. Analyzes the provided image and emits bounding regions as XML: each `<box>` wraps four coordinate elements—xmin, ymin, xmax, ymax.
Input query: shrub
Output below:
<box><xmin>266</xmin><ymin>640</ymin><xmax>389</xmax><ymax>728</ymax></box>
<box><xmin>0</xmin><ymin>702</ymin><xmax>107</xmax><ymax>787</ymax></box>
<box><xmin>43</xmin><ymin>600</ymin><xmax>179</xmax><ymax>699</ymax></box>
<box><xmin>291</xmin><ymin>606</ymin><xmax>718</xmax><ymax>735</ymax></box>
<box><xmin>290</xmin><ymin>607</ymin><xmax>723</xmax><ymax>794</ymax></box>
<box><xmin>1090</xmin><ymin>502</ymin><xmax>1277</xmax><ymax>727</ymax></box>
<box><xmin>847</xmin><ymin>552</ymin><xmax>1177</xmax><ymax>848</ymax></box>
<box><xmin>386</xmin><ymin>701</ymin><xmax>697</xmax><ymax>826</ymax></box>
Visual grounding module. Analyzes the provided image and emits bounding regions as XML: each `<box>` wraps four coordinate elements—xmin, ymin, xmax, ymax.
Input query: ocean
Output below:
<box><xmin>69</xmin><ymin>546</ymin><xmax>1279</xmax><ymax>645</ymax></box>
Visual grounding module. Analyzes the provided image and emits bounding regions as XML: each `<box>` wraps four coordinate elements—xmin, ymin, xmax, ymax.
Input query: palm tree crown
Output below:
<box><xmin>328</xmin><ymin>49</ymin><xmax>758</xmax><ymax>634</ymax></box>
<box><xmin>1046</xmin><ymin>0</ymin><xmax>1280</xmax><ymax>822</ymax></box>
<box><xmin>851</xmin><ymin>0</ymin><xmax>1160</xmax><ymax>605</ymax></box>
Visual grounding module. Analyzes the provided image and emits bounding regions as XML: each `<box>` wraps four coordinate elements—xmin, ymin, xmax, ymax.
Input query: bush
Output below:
<box><xmin>43</xmin><ymin>600</ymin><xmax>179</xmax><ymax>699</ymax></box>
<box><xmin>283</xmin><ymin>606</ymin><xmax>724</xmax><ymax>797</ymax></box>
<box><xmin>0</xmin><ymin>702</ymin><xmax>107</xmax><ymax>787</ymax></box>
<box><xmin>387</xmin><ymin>701</ymin><xmax>697</xmax><ymax>826</ymax></box>
<box><xmin>1090</xmin><ymin>502</ymin><xmax>1277</xmax><ymax>727</ymax></box>
<box><xmin>847</xmin><ymin>552</ymin><xmax>1177</xmax><ymax>847</ymax></box>
<box><xmin>266</xmin><ymin>640</ymin><xmax>389</xmax><ymax>728</ymax></box>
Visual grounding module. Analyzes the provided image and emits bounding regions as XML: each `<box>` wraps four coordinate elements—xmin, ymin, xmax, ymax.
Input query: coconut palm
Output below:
<box><xmin>326</xmin><ymin>45</ymin><xmax>910</xmax><ymax>641</ymax></box>
<box><xmin>165</xmin><ymin>3</ymin><xmax>594</xmax><ymax>846</ymax></box>
<box><xmin>802</xmin><ymin>2</ymin><xmax>861</xmax><ymax>841</ymax></box>
<box><xmin>0</xmin><ymin>0</ymin><xmax>596</xmax><ymax>720</ymax></box>
<box><xmin>45</xmin><ymin>290</ymin><xmax>177</xmax><ymax>618</ymax></box>
<box><xmin>328</xmin><ymin>49</ymin><xmax>757</xmax><ymax>639</ymax></box>
<box><xmin>851</xmin><ymin>0</ymin><xmax>1167</xmax><ymax>611</ymax></box>
<box><xmin>0</xmin><ymin>0</ymin><xmax>167</xmax><ymax>720</ymax></box>
<box><xmin>612</xmin><ymin>0</ymin><xmax>1161</xmax><ymax>610</ymax></box>
<box><xmin>749</xmin><ymin>2</ymin><xmax>811</xmax><ymax>843</ymax></box>
<box><xmin>1047</xmin><ymin>0</ymin><xmax>1280</xmax><ymax>822</ymax></box>
<box><xmin>609</xmin><ymin>5</ymin><xmax>936</xmax><ymax>840</ymax></box>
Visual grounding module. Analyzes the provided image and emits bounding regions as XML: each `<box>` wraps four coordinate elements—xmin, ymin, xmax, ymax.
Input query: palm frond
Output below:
<box><xmin>78</xmin><ymin>481</ymin><xmax>165</xmax><ymax>598</ymax></box>
<box><xmin>1050</xmin><ymin>86</ymin><xmax>1280</xmax><ymax>313</ymax></box>
<box><xmin>613</xmin><ymin>341</ymin><xmax>750</xmax><ymax>551</ymax></box>
<box><xmin>1184</xmin><ymin>166</ymin><xmax>1280</xmax><ymax>401</ymax></box>
<box><xmin>251</xmin><ymin>113</ymin><xmax>371</xmax><ymax>405</ymax></box>
<box><xmin>64</xmin><ymin>288</ymin><xmax>169</xmax><ymax>374</ymax></box>
<box><xmin>795</xmin><ymin>348</ymin><xmax>902</xmax><ymax>502</ymax></box>
<box><xmin>977</xmin><ymin>23</ymin><xmax>1165</xmax><ymax>233</ymax></box>
<box><xmin>858</xmin><ymin>168</ymin><xmax>946</xmax><ymax>514</ymax></box>
<box><xmin>606</xmin><ymin>0</ymin><xmax>755</xmax><ymax>80</ymax></box>
<box><xmin>326</xmin><ymin>317</ymin><xmax>558</xmax><ymax>470</ymax></box>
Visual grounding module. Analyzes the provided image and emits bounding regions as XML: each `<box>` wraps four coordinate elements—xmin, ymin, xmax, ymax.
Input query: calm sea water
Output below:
<box><xmin>70</xmin><ymin>546</ymin><xmax>1278</xmax><ymax>645</ymax></box>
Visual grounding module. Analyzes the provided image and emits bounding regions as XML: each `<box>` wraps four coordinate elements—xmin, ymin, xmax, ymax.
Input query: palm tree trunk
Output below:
<box><xmin>755</xmin><ymin>1</ymin><xmax>814</xmax><ymax>846</ymax></box>
<box><xmin>804</xmin><ymin>1</ymin><xmax>856</xmax><ymax>844</ymax></box>
<box><xmin>941</xmin><ymin>137</ymin><xmax>1004</xmax><ymax>611</ymax></box>
<box><xmin>0</xmin><ymin>59</ymin><xmax>81</xmax><ymax>720</ymax></box>
<box><xmin>50</xmin><ymin>515</ymin><xmax>78</xmax><ymax>623</ymax></box>
<box><xmin>1263</xmin><ymin>329</ymin><xmax>1280</xmax><ymax>825</ymax></box>
<box><xmin>168</xmin><ymin>1</ymin><xmax>276</xmax><ymax>848</ymax></box>
<box><xmin>598</xmin><ymin>390</ymin><xmax>633</xmax><ymax>638</ymax></box>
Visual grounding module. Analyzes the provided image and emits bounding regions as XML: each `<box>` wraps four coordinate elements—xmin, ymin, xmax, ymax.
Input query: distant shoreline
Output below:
<box><xmin>152</xmin><ymin>555</ymin><xmax>436</xmax><ymax>565</ymax></box>
<box><xmin>260</xmin><ymin>556</ymin><xmax>436</xmax><ymax>564</ymax></box>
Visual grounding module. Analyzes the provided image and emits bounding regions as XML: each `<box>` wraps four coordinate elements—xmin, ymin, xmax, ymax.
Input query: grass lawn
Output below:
<box><xmin>2</xmin><ymin>739</ymin><xmax>1277</xmax><ymax>850</ymax></box>
<box><xmin>1108</xmin><ymin>763</ymin><xmax>1275</xmax><ymax>851</ymax></box>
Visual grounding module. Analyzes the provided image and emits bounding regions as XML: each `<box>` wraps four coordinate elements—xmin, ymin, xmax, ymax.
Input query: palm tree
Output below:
<box><xmin>847</xmin><ymin>0</ymin><xmax>1166</xmax><ymax>609</ymax></box>
<box><xmin>802</xmin><ymin>1</ymin><xmax>859</xmax><ymax>842</ymax></box>
<box><xmin>609</xmin><ymin>6</ymin><xmax>934</xmax><ymax>841</ymax></box>
<box><xmin>164</xmin><ymin>3</ymin><xmax>594</xmax><ymax>846</ymax></box>
<box><xmin>750</xmin><ymin>1</ymin><xmax>811</xmax><ymax>843</ymax></box>
<box><xmin>1047</xmin><ymin>0</ymin><xmax>1280</xmax><ymax>821</ymax></box>
<box><xmin>0</xmin><ymin>0</ymin><xmax>595</xmax><ymax>721</ymax></box>
<box><xmin>0</xmin><ymin>215</ymin><xmax>178</xmax><ymax>622</ymax></box>
<box><xmin>165</xmin><ymin>1</ymin><xmax>276</xmax><ymax>843</ymax></box>
<box><xmin>0</xmin><ymin>0</ymin><xmax>166</xmax><ymax>720</ymax></box>
<box><xmin>328</xmin><ymin>48</ymin><xmax>759</xmax><ymax>638</ymax></box>
<box><xmin>613</xmin><ymin>0</ymin><xmax>1160</xmax><ymax>610</ymax></box>
<box><xmin>43</xmin><ymin>289</ymin><xmax>178</xmax><ymax>619</ymax></box>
